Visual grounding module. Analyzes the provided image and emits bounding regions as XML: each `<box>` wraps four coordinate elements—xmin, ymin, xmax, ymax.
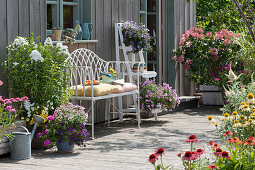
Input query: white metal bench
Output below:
<box><xmin>66</xmin><ymin>48</ymin><xmax>141</xmax><ymax>139</ymax></box>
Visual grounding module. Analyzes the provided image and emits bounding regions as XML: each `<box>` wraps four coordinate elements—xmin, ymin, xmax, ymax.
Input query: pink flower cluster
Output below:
<box><xmin>179</xmin><ymin>27</ymin><xmax>204</xmax><ymax>46</ymax></box>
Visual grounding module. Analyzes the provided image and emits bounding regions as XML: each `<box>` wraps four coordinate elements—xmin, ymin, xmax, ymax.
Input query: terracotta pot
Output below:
<box><xmin>52</xmin><ymin>30</ymin><xmax>62</xmax><ymax>41</ymax></box>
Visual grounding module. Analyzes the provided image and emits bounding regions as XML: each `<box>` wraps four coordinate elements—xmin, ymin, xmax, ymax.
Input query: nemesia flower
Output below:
<box><xmin>208</xmin><ymin>165</ymin><xmax>217</xmax><ymax>169</ymax></box>
<box><xmin>148</xmin><ymin>154</ymin><xmax>158</xmax><ymax>164</ymax></box>
<box><xmin>44</xmin><ymin>37</ymin><xmax>53</xmax><ymax>47</ymax></box>
<box><xmin>222</xmin><ymin>151</ymin><xmax>231</xmax><ymax>159</ymax></box>
<box><xmin>186</xmin><ymin>135</ymin><xmax>199</xmax><ymax>143</ymax></box>
<box><xmin>155</xmin><ymin>148</ymin><xmax>165</xmax><ymax>156</ymax></box>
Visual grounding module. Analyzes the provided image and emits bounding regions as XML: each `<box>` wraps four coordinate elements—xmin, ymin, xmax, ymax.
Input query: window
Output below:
<box><xmin>139</xmin><ymin>0</ymin><xmax>159</xmax><ymax>78</ymax></box>
<box><xmin>46</xmin><ymin>0</ymin><xmax>82</xmax><ymax>35</ymax></box>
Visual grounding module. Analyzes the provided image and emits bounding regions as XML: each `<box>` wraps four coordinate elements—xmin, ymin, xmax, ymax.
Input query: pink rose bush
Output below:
<box><xmin>172</xmin><ymin>27</ymin><xmax>243</xmax><ymax>88</ymax></box>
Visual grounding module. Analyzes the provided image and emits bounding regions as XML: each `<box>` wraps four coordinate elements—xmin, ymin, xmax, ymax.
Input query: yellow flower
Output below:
<box><xmin>233</xmin><ymin>123</ymin><xmax>242</xmax><ymax>128</ymax></box>
<box><xmin>248</xmin><ymin>119</ymin><xmax>253</xmax><ymax>122</ymax></box>
<box><xmin>26</xmin><ymin>118</ymin><xmax>30</xmax><ymax>122</ymax></box>
<box><xmin>21</xmin><ymin>117</ymin><xmax>24</xmax><ymax>120</ymax></box>
<box><xmin>248</xmin><ymin>93</ymin><xmax>254</xmax><ymax>99</ymax></box>
<box><xmin>29</xmin><ymin>120</ymin><xmax>35</xmax><ymax>125</ymax></box>
<box><xmin>110</xmin><ymin>68</ymin><xmax>114</xmax><ymax>72</ymax></box>
<box><xmin>224</xmin><ymin>113</ymin><xmax>229</xmax><ymax>117</ymax></box>
<box><xmin>214</xmin><ymin>123</ymin><xmax>219</xmax><ymax>127</ymax></box>
<box><xmin>240</xmin><ymin>116</ymin><xmax>245</xmax><ymax>121</ymax></box>
<box><xmin>234</xmin><ymin>120</ymin><xmax>239</xmax><ymax>123</ymax></box>
<box><xmin>242</xmin><ymin>105</ymin><xmax>251</xmax><ymax>112</ymax></box>
<box><xmin>113</xmin><ymin>71</ymin><xmax>117</xmax><ymax>76</ymax></box>
<box><xmin>208</xmin><ymin>116</ymin><xmax>213</xmax><ymax>120</ymax></box>
<box><xmin>253</xmin><ymin>109</ymin><xmax>255</xmax><ymax>112</ymax></box>
<box><xmin>33</xmin><ymin>114</ymin><xmax>36</xmax><ymax>116</ymax></box>
<box><xmin>232</xmin><ymin>111</ymin><xmax>238</xmax><ymax>115</ymax></box>
<box><xmin>241</xmin><ymin>102</ymin><xmax>246</xmax><ymax>105</ymax></box>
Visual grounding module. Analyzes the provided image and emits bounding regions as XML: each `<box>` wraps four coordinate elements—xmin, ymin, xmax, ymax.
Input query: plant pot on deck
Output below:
<box><xmin>200</xmin><ymin>85</ymin><xmax>224</xmax><ymax>106</ymax></box>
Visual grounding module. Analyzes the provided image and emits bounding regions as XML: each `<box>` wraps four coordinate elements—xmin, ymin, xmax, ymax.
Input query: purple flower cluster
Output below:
<box><xmin>140</xmin><ymin>80</ymin><xmax>180</xmax><ymax>112</ymax></box>
<box><xmin>38</xmin><ymin>102</ymin><xmax>89</xmax><ymax>147</ymax></box>
<box><xmin>121</xmin><ymin>20</ymin><xmax>152</xmax><ymax>53</ymax></box>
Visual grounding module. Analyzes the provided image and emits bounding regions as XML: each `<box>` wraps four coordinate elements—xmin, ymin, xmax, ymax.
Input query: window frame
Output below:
<box><xmin>46</xmin><ymin>0</ymin><xmax>81</xmax><ymax>36</ymax></box>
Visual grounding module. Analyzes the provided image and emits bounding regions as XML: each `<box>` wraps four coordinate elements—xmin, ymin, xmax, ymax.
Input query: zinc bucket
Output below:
<box><xmin>10</xmin><ymin>126</ymin><xmax>31</xmax><ymax>160</ymax></box>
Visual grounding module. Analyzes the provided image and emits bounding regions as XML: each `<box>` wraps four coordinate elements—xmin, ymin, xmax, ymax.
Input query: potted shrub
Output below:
<box><xmin>37</xmin><ymin>102</ymin><xmax>88</xmax><ymax>152</ymax></box>
<box><xmin>121</xmin><ymin>20</ymin><xmax>152</xmax><ymax>53</ymax></box>
<box><xmin>4</xmin><ymin>35</ymin><xmax>71</xmax><ymax>148</ymax></box>
<box><xmin>63</xmin><ymin>28</ymin><xmax>77</xmax><ymax>44</ymax></box>
<box><xmin>140</xmin><ymin>80</ymin><xmax>180</xmax><ymax>120</ymax></box>
<box><xmin>172</xmin><ymin>27</ymin><xmax>242</xmax><ymax>105</ymax></box>
<box><xmin>52</xmin><ymin>27</ymin><xmax>62</xmax><ymax>41</ymax></box>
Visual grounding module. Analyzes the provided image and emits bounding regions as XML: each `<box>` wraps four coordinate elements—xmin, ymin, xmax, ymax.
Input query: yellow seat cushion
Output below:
<box><xmin>70</xmin><ymin>83</ymin><xmax>119</xmax><ymax>97</ymax></box>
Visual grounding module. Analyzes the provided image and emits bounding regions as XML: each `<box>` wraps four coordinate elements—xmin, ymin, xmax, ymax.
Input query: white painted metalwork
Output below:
<box><xmin>66</xmin><ymin>48</ymin><xmax>141</xmax><ymax>139</ymax></box>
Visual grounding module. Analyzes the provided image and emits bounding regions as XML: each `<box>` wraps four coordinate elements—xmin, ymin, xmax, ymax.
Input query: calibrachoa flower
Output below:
<box><xmin>186</xmin><ymin>135</ymin><xmax>200</xmax><ymax>143</ymax></box>
<box><xmin>44</xmin><ymin>139</ymin><xmax>51</xmax><ymax>147</ymax></box>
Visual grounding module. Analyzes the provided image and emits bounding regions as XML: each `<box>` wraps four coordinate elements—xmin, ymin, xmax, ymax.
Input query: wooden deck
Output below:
<box><xmin>0</xmin><ymin>106</ymin><xmax>222</xmax><ymax>170</ymax></box>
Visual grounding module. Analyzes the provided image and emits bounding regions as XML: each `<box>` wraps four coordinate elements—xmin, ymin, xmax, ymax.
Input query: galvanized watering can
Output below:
<box><xmin>10</xmin><ymin>115</ymin><xmax>44</xmax><ymax>160</ymax></box>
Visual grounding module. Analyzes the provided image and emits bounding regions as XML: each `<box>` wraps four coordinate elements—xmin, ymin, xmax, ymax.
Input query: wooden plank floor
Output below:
<box><xmin>0</xmin><ymin>106</ymin><xmax>221</xmax><ymax>170</ymax></box>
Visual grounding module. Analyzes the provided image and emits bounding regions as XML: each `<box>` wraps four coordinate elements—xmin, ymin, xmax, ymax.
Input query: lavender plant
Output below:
<box><xmin>38</xmin><ymin>102</ymin><xmax>89</xmax><ymax>147</ymax></box>
<box><xmin>121</xmin><ymin>20</ymin><xmax>152</xmax><ymax>53</ymax></box>
<box><xmin>140</xmin><ymin>80</ymin><xmax>180</xmax><ymax>113</ymax></box>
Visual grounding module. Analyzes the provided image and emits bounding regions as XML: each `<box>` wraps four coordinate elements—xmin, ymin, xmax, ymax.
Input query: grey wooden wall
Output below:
<box><xmin>90</xmin><ymin>0</ymin><xmax>140</xmax><ymax>123</ymax></box>
<box><xmin>173</xmin><ymin>0</ymin><xmax>196</xmax><ymax>96</ymax></box>
<box><xmin>0</xmin><ymin>0</ymin><xmax>46</xmax><ymax>97</ymax></box>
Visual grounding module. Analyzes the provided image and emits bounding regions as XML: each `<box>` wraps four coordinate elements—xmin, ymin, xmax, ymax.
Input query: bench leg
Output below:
<box><xmin>118</xmin><ymin>96</ymin><xmax>124</xmax><ymax>122</ymax></box>
<box><xmin>132</xmin><ymin>94</ymin><xmax>141</xmax><ymax>128</ymax></box>
<box><xmin>92</xmin><ymin>100</ymin><xmax>95</xmax><ymax>139</ymax></box>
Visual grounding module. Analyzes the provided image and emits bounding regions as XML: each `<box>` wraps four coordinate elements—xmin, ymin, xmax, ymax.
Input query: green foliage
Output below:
<box><xmin>4</xmin><ymin>35</ymin><xmax>71</xmax><ymax>119</ymax></box>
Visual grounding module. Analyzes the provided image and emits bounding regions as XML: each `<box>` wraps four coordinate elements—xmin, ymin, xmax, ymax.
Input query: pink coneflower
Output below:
<box><xmin>222</xmin><ymin>151</ymin><xmax>231</xmax><ymax>159</ymax></box>
<box><xmin>213</xmin><ymin>143</ymin><xmax>220</xmax><ymax>148</ymax></box>
<box><xmin>155</xmin><ymin>148</ymin><xmax>165</xmax><ymax>156</ymax></box>
<box><xmin>208</xmin><ymin>141</ymin><xmax>215</xmax><ymax>146</ymax></box>
<box><xmin>182</xmin><ymin>151</ymin><xmax>198</xmax><ymax>161</ymax></box>
<box><xmin>148</xmin><ymin>154</ymin><xmax>158</xmax><ymax>164</ymax></box>
<box><xmin>208</xmin><ymin>165</ymin><xmax>217</xmax><ymax>169</ymax></box>
<box><xmin>21</xmin><ymin>96</ymin><xmax>29</xmax><ymax>102</ymax></box>
<box><xmin>214</xmin><ymin>148</ymin><xmax>222</xmax><ymax>157</ymax></box>
<box><xmin>196</xmin><ymin>149</ymin><xmax>204</xmax><ymax>155</ymax></box>
<box><xmin>223</xmin><ymin>131</ymin><xmax>233</xmax><ymax>136</ymax></box>
<box><xmin>177</xmin><ymin>153</ymin><xmax>181</xmax><ymax>157</ymax></box>
<box><xmin>186</xmin><ymin>135</ymin><xmax>199</xmax><ymax>143</ymax></box>
<box><xmin>214</xmin><ymin>77</ymin><xmax>220</xmax><ymax>82</ymax></box>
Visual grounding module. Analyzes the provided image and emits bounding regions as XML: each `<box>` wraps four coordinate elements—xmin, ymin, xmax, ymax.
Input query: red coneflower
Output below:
<box><xmin>226</xmin><ymin>138</ymin><xmax>233</xmax><ymax>143</ymax></box>
<box><xmin>186</xmin><ymin>135</ymin><xmax>200</xmax><ymax>143</ymax></box>
<box><xmin>182</xmin><ymin>151</ymin><xmax>198</xmax><ymax>161</ymax></box>
<box><xmin>212</xmin><ymin>143</ymin><xmax>220</xmax><ymax>148</ymax></box>
<box><xmin>214</xmin><ymin>148</ymin><xmax>222</xmax><ymax>157</ymax></box>
<box><xmin>222</xmin><ymin>151</ymin><xmax>231</xmax><ymax>159</ymax></box>
<box><xmin>148</xmin><ymin>154</ymin><xmax>158</xmax><ymax>164</ymax></box>
<box><xmin>155</xmin><ymin>148</ymin><xmax>165</xmax><ymax>156</ymax></box>
<box><xmin>208</xmin><ymin>165</ymin><xmax>217</xmax><ymax>169</ymax></box>
<box><xmin>208</xmin><ymin>141</ymin><xmax>215</xmax><ymax>146</ymax></box>
<box><xmin>223</xmin><ymin>131</ymin><xmax>233</xmax><ymax>136</ymax></box>
<box><xmin>196</xmin><ymin>149</ymin><xmax>205</xmax><ymax>155</ymax></box>
<box><xmin>177</xmin><ymin>153</ymin><xmax>181</xmax><ymax>157</ymax></box>
<box><xmin>231</xmin><ymin>137</ymin><xmax>239</xmax><ymax>143</ymax></box>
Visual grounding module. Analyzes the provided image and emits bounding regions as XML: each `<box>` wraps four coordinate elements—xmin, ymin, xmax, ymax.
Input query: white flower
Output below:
<box><xmin>13</xmin><ymin>36</ymin><xmax>28</xmax><ymax>46</ymax></box>
<box><xmin>44</xmin><ymin>37</ymin><xmax>53</xmax><ymax>47</ymax></box>
<box><xmin>13</xmin><ymin>62</ymin><xmax>19</xmax><ymax>66</ymax></box>
<box><xmin>228</xmin><ymin>67</ymin><xmax>237</xmax><ymax>82</ymax></box>
<box><xmin>56</xmin><ymin>43</ymin><xmax>70</xmax><ymax>56</ymax></box>
<box><xmin>30</xmin><ymin>50</ymin><xmax>44</xmax><ymax>62</ymax></box>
